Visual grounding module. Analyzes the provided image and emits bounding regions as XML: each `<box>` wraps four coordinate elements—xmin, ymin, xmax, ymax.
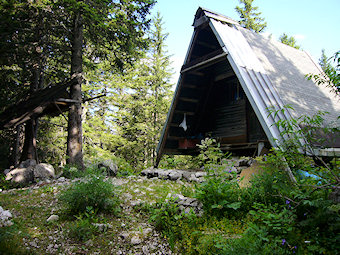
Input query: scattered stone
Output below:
<box><xmin>158</xmin><ymin>169</ymin><xmax>171</xmax><ymax>179</ymax></box>
<box><xmin>228</xmin><ymin>166</ymin><xmax>238</xmax><ymax>173</ymax></box>
<box><xmin>168</xmin><ymin>171</ymin><xmax>182</xmax><ymax>180</ymax></box>
<box><xmin>131</xmin><ymin>236</ymin><xmax>142</xmax><ymax>245</ymax></box>
<box><xmin>167</xmin><ymin>194</ymin><xmax>203</xmax><ymax>216</ymax></box>
<box><xmin>130</xmin><ymin>200</ymin><xmax>142</xmax><ymax>207</ymax></box>
<box><xmin>143</xmin><ymin>228</ymin><xmax>153</xmax><ymax>236</ymax></box>
<box><xmin>142</xmin><ymin>245</ymin><xmax>149</xmax><ymax>254</ymax></box>
<box><xmin>123</xmin><ymin>193</ymin><xmax>133</xmax><ymax>200</ymax></box>
<box><xmin>5</xmin><ymin>162</ymin><xmax>55</xmax><ymax>185</ymax></box>
<box><xmin>182</xmin><ymin>171</ymin><xmax>194</xmax><ymax>181</ymax></box>
<box><xmin>29</xmin><ymin>240</ymin><xmax>38</xmax><ymax>248</ymax></box>
<box><xmin>92</xmin><ymin>223</ymin><xmax>113</xmax><ymax>232</ymax></box>
<box><xmin>46</xmin><ymin>214</ymin><xmax>59</xmax><ymax>222</ymax></box>
<box><xmin>119</xmin><ymin>232</ymin><xmax>130</xmax><ymax>240</ymax></box>
<box><xmin>0</xmin><ymin>206</ymin><xmax>13</xmax><ymax>227</ymax></box>
<box><xmin>57</xmin><ymin>176</ymin><xmax>66</xmax><ymax>182</ymax></box>
<box><xmin>195</xmin><ymin>171</ymin><xmax>207</xmax><ymax>178</ymax></box>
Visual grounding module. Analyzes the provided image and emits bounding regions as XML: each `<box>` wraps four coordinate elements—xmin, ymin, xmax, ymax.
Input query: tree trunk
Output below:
<box><xmin>66</xmin><ymin>11</ymin><xmax>84</xmax><ymax>169</ymax></box>
<box><xmin>20</xmin><ymin>119</ymin><xmax>38</xmax><ymax>162</ymax></box>
<box><xmin>20</xmin><ymin>61</ymin><xmax>41</xmax><ymax>163</ymax></box>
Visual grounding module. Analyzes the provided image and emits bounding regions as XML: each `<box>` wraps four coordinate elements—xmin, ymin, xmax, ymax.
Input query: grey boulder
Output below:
<box><xmin>98</xmin><ymin>159</ymin><xmax>118</xmax><ymax>176</ymax></box>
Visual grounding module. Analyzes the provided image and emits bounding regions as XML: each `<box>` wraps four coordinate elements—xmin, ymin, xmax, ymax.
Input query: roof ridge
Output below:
<box><xmin>196</xmin><ymin>7</ymin><xmax>239</xmax><ymax>26</ymax></box>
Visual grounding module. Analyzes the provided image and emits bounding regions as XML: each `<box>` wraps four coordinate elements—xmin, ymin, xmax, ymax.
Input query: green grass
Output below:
<box><xmin>0</xmin><ymin>176</ymin><xmax>185</xmax><ymax>254</ymax></box>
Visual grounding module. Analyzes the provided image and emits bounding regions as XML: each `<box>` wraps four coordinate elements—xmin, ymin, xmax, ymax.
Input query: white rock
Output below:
<box><xmin>92</xmin><ymin>223</ymin><xmax>113</xmax><ymax>232</ymax></box>
<box><xmin>6</xmin><ymin>167</ymin><xmax>34</xmax><ymax>184</ymax></box>
<box><xmin>168</xmin><ymin>171</ymin><xmax>182</xmax><ymax>180</ymax></box>
<box><xmin>46</xmin><ymin>214</ymin><xmax>59</xmax><ymax>222</ymax></box>
<box><xmin>58</xmin><ymin>177</ymin><xmax>66</xmax><ymax>182</ymax></box>
<box><xmin>119</xmin><ymin>232</ymin><xmax>130</xmax><ymax>240</ymax></box>
<box><xmin>131</xmin><ymin>236</ymin><xmax>142</xmax><ymax>245</ymax></box>
<box><xmin>0</xmin><ymin>206</ymin><xmax>13</xmax><ymax>227</ymax></box>
<box><xmin>19</xmin><ymin>159</ymin><xmax>37</xmax><ymax>168</ymax></box>
<box><xmin>143</xmin><ymin>228</ymin><xmax>153</xmax><ymax>236</ymax></box>
<box><xmin>195</xmin><ymin>171</ymin><xmax>207</xmax><ymax>178</ymax></box>
<box><xmin>34</xmin><ymin>163</ymin><xmax>55</xmax><ymax>179</ymax></box>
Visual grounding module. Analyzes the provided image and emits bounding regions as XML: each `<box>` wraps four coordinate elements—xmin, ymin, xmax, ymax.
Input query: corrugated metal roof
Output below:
<box><xmin>209</xmin><ymin>19</ymin><xmax>293</xmax><ymax>147</ymax></box>
<box><xmin>240</xmin><ymin>28</ymin><xmax>340</xmax><ymax>125</ymax></box>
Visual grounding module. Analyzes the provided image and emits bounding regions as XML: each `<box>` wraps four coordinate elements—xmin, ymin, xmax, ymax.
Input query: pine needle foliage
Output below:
<box><xmin>235</xmin><ymin>0</ymin><xmax>267</xmax><ymax>33</ymax></box>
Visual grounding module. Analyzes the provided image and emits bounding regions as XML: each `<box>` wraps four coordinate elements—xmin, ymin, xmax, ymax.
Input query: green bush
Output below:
<box><xmin>62</xmin><ymin>164</ymin><xmax>83</xmax><ymax>179</ymax></box>
<box><xmin>216</xmin><ymin>228</ymin><xmax>294</xmax><ymax>255</ymax></box>
<box><xmin>59</xmin><ymin>173</ymin><xmax>120</xmax><ymax>216</ymax></box>
<box><xmin>67</xmin><ymin>207</ymin><xmax>99</xmax><ymax>241</ymax></box>
<box><xmin>158</xmin><ymin>155</ymin><xmax>201</xmax><ymax>170</ymax></box>
<box><xmin>0</xmin><ymin>174</ymin><xmax>13</xmax><ymax>190</ymax></box>
<box><xmin>0</xmin><ymin>225</ymin><xmax>29</xmax><ymax>254</ymax></box>
<box><xmin>149</xmin><ymin>199</ymin><xmax>196</xmax><ymax>249</ymax></box>
<box><xmin>195</xmin><ymin>175</ymin><xmax>243</xmax><ymax>217</ymax></box>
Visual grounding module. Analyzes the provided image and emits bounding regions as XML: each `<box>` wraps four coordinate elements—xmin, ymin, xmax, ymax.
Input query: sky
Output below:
<box><xmin>151</xmin><ymin>0</ymin><xmax>340</xmax><ymax>82</ymax></box>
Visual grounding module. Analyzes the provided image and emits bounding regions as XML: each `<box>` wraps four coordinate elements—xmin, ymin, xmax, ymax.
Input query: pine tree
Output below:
<box><xmin>279</xmin><ymin>33</ymin><xmax>301</xmax><ymax>49</ymax></box>
<box><xmin>112</xmin><ymin>13</ymin><xmax>173</xmax><ymax>168</ymax></box>
<box><xmin>318</xmin><ymin>50</ymin><xmax>340</xmax><ymax>95</ymax></box>
<box><xmin>0</xmin><ymin>1</ymin><xmax>70</xmax><ymax>165</ymax></box>
<box><xmin>50</xmin><ymin>0</ymin><xmax>155</xmax><ymax>169</ymax></box>
<box><xmin>0</xmin><ymin>0</ymin><xmax>155</xmax><ymax>169</ymax></box>
<box><xmin>235</xmin><ymin>0</ymin><xmax>267</xmax><ymax>33</ymax></box>
<box><xmin>319</xmin><ymin>49</ymin><xmax>330</xmax><ymax>71</ymax></box>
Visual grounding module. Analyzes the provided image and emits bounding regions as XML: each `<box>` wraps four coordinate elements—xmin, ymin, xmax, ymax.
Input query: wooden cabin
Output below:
<box><xmin>155</xmin><ymin>7</ymin><xmax>340</xmax><ymax>166</ymax></box>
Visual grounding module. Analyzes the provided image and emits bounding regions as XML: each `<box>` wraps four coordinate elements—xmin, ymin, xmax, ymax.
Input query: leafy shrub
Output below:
<box><xmin>180</xmin><ymin>183</ymin><xmax>195</xmax><ymax>198</ymax></box>
<box><xmin>62</xmin><ymin>164</ymin><xmax>83</xmax><ymax>179</ymax></box>
<box><xmin>0</xmin><ymin>225</ymin><xmax>28</xmax><ymax>254</ymax></box>
<box><xmin>195</xmin><ymin>138</ymin><xmax>250</xmax><ymax>217</ymax></box>
<box><xmin>59</xmin><ymin>173</ymin><xmax>120</xmax><ymax>216</ymax></box>
<box><xmin>114</xmin><ymin>156</ymin><xmax>135</xmax><ymax>176</ymax></box>
<box><xmin>216</xmin><ymin>228</ymin><xmax>294</xmax><ymax>255</ymax></box>
<box><xmin>67</xmin><ymin>207</ymin><xmax>99</xmax><ymax>241</ymax></box>
<box><xmin>0</xmin><ymin>174</ymin><xmax>13</xmax><ymax>190</ymax></box>
<box><xmin>159</xmin><ymin>155</ymin><xmax>201</xmax><ymax>170</ymax></box>
<box><xmin>150</xmin><ymin>199</ymin><xmax>246</xmax><ymax>254</ymax></box>
<box><xmin>195</xmin><ymin>175</ymin><xmax>243</xmax><ymax>217</ymax></box>
<box><xmin>149</xmin><ymin>199</ymin><xmax>196</xmax><ymax>249</ymax></box>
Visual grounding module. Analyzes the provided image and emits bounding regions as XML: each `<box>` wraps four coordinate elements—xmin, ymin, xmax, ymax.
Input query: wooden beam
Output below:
<box><xmin>214</xmin><ymin>70</ymin><xmax>235</xmax><ymax>82</ymax></box>
<box><xmin>181</xmin><ymin>49</ymin><xmax>227</xmax><ymax>73</ymax></box>
<box><xmin>182</xmin><ymin>84</ymin><xmax>203</xmax><ymax>89</ymax></box>
<box><xmin>55</xmin><ymin>98</ymin><xmax>80</xmax><ymax>104</ymax></box>
<box><xmin>197</xmin><ymin>40</ymin><xmax>218</xmax><ymax>50</ymax></box>
<box><xmin>174</xmin><ymin>110</ymin><xmax>195</xmax><ymax>116</ymax></box>
<box><xmin>179</xmin><ymin>97</ymin><xmax>199</xmax><ymax>103</ymax></box>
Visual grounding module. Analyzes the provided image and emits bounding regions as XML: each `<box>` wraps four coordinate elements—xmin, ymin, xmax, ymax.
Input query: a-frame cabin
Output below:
<box><xmin>155</xmin><ymin>8</ymin><xmax>340</xmax><ymax>166</ymax></box>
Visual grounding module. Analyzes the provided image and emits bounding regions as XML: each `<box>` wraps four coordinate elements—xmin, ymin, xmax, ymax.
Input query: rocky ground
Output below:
<box><xmin>1</xmin><ymin>158</ymin><xmax>255</xmax><ymax>254</ymax></box>
<box><xmin>0</xmin><ymin>175</ymin><xmax>191</xmax><ymax>254</ymax></box>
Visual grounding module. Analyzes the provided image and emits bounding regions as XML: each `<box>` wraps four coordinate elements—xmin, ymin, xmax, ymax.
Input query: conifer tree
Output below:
<box><xmin>279</xmin><ymin>33</ymin><xmax>301</xmax><ymax>49</ymax></box>
<box><xmin>0</xmin><ymin>0</ymin><xmax>155</xmax><ymax>169</ymax></box>
<box><xmin>235</xmin><ymin>0</ymin><xmax>267</xmax><ymax>33</ymax></box>
<box><xmin>113</xmin><ymin>13</ymin><xmax>173</xmax><ymax>168</ymax></box>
